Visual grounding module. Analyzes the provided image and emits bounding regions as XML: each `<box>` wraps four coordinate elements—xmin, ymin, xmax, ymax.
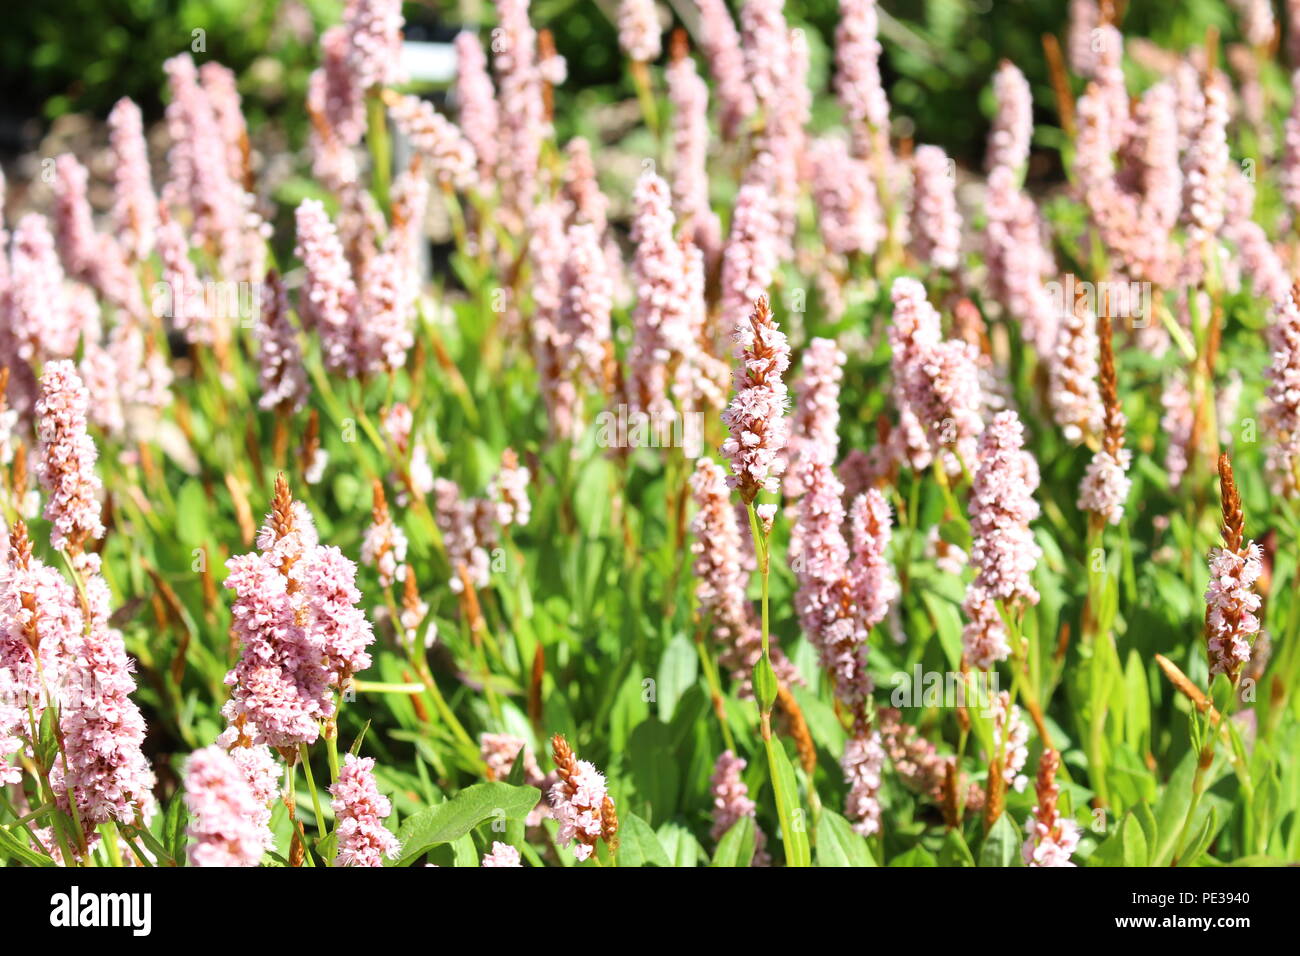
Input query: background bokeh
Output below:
<box><xmin>0</xmin><ymin>0</ymin><xmax>1260</xmax><ymax>171</ymax></box>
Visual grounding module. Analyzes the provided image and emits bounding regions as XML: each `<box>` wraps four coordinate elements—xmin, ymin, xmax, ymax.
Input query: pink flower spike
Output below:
<box><xmin>184</xmin><ymin>744</ymin><xmax>275</xmax><ymax>867</ymax></box>
<box><xmin>330</xmin><ymin>753</ymin><xmax>401</xmax><ymax>866</ymax></box>
<box><xmin>481</xmin><ymin>841</ymin><xmax>523</xmax><ymax>867</ymax></box>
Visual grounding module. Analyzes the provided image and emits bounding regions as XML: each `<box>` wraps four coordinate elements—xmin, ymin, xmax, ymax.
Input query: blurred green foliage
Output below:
<box><xmin>0</xmin><ymin>0</ymin><xmax>1273</xmax><ymax>164</ymax></box>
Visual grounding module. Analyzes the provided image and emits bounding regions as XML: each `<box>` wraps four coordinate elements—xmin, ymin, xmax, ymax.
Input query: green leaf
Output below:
<box><xmin>163</xmin><ymin>793</ymin><xmax>188</xmax><ymax>866</ymax></box>
<box><xmin>889</xmin><ymin>845</ymin><xmax>938</xmax><ymax>866</ymax></box>
<box><xmin>628</xmin><ymin>719</ymin><xmax>680</xmax><ymax>818</ymax></box>
<box><xmin>938</xmin><ymin>828</ymin><xmax>976</xmax><ymax>867</ymax></box>
<box><xmin>1179</xmin><ymin>808</ymin><xmax>1219</xmax><ymax>867</ymax></box>
<box><xmin>1120</xmin><ymin>811</ymin><xmax>1150</xmax><ymax>867</ymax></box>
<box><xmin>815</xmin><ymin>810</ymin><xmax>878</xmax><ymax>866</ymax></box>
<box><xmin>1132</xmin><ymin>802</ymin><xmax>1158</xmax><ymax>867</ymax></box>
<box><xmin>711</xmin><ymin>816</ymin><xmax>756</xmax><ymax>867</ymax></box>
<box><xmin>390</xmin><ymin>783</ymin><xmax>541</xmax><ymax>866</ymax></box>
<box><xmin>978</xmin><ymin>813</ymin><xmax>1022</xmax><ymax>867</ymax></box>
<box><xmin>450</xmin><ymin>832</ymin><xmax>478</xmax><ymax>866</ymax></box>
<box><xmin>767</xmin><ymin>740</ymin><xmax>811</xmax><ymax>866</ymax></box>
<box><xmin>0</xmin><ymin>826</ymin><xmax>56</xmax><ymax>866</ymax></box>
<box><xmin>656</xmin><ymin>634</ymin><xmax>698</xmax><ymax>722</ymax></box>
<box><xmin>617</xmin><ymin>812</ymin><xmax>671</xmax><ymax>867</ymax></box>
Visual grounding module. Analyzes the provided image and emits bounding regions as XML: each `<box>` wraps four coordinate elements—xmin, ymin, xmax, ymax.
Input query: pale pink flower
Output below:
<box><xmin>482</xmin><ymin>841</ymin><xmax>523</xmax><ymax>866</ymax></box>
<box><xmin>223</xmin><ymin>551</ymin><xmax>330</xmax><ymax>749</ymax></box>
<box><xmin>850</xmin><ymin>489</ymin><xmax>898</xmax><ymax>631</ymax></box>
<box><xmin>53</xmin><ymin>568</ymin><xmax>156</xmax><ymax>825</ymax></box>
<box><xmin>361</xmin><ymin>503</ymin><xmax>408</xmax><ymax>590</ymax></box>
<box><xmin>36</xmin><ymin>361</ymin><xmax>105</xmax><ymax>556</ymax></box>
<box><xmin>966</xmin><ymin>411</ymin><xmax>1041</xmax><ymax>605</ymax></box>
<box><xmin>709</xmin><ymin>750</ymin><xmax>768</xmax><ymax>865</ymax></box>
<box><xmin>1232</xmin><ymin>0</ymin><xmax>1276</xmax><ymax>48</ymax></box>
<box><xmin>161</xmin><ymin>54</ymin><xmax>251</xmax><ymax>275</ymax></box>
<box><xmin>835</xmin><ymin>0</ymin><xmax>890</xmax><ymax>146</ymax></box>
<box><xmin>888</xmin><ymin>277</ymin><xmax>942</xmax><ymax>471</ymax></box>
<box><xmin>1265</xmin><ymin>286</ymin><xmax>1300</xmax><ymax>496</ymax></box>
<box><xmin>307</xmin><ymin>30</ymin><xmax>363</xmax><ymax>190</ymax></box>
<box><xmin>906</xmin><ymin>338</ymin><xmax>984</xmax><ymax>476</ymax></box>
<box><xmin>1137</xmin><ymin>82</ymin><xmax>1182</xmax><ymax>236</ymax></box>
<box><xmin>1182</xmin><ymin>68</ymin><xmax>1230</xmax><ymax>258</ymax></box>
<box><xmin>480</xmin><ymin>733</ymin><xmax>544</xmax><ymax>785</ymax></box>
<box><xmin>454</xmin><ymin>33</ymin><xmax>499</xmax><ymax>182</ymax></box>
<box><xmin>489</xmin><ymin>448</ymin><xmax>531</xmax><ymax>528</ymax></box>
<box><xmin>740</xmin><ymin>0</ymin><xmax>789</xmax><ymax>118</ymax></box>
<box><xmin>809</xmin><ymin>136</ymin><xmax>881</xmax><ymax>257</ymax></box>
<box><xmin>792</xmin><ymin>459</ymin><xmax>871</xmax><ymax>708</ymax></box>
<box><xmin>1161</xmin><ymin>372</ymin><xmax>1194</xmax><ymax>490</ymax></box>
<box><xmin>549</xmin><ymin>751</ymin><xmax>609</xmax><ymax>862</ymax></box>
<box><xmin>562</xmin><ymin>138</ymin><xmax>609</xmax><ymax>233</ymax></box>
<box><xmin>199</xmin><ymin>62</ymin><xmax>250</xmax><ymax>187</ymax></box>
<box><xmin>689</xmin><ymin>458</ymin><xmax>799</xmax><ymax>691</ymax></box>
<box><xmin>909</xmin><ymin>145</ymin><xmax>961</xmax><ymax>272</ymax></box>
<box><xmin>1078</xmin><ymin>447</ymin><xmax>1132</xmax><ymax>525</ymax></box>
<box><xmin>331</xmin><ymin>753</ymin><xmax>401</xmax><ymax>866</ymax></box>
<box><xmin>1023</xmin><ymin>748</ymin><xmax>1079</xmax><ymax>867</ymax></box>
<box><xmin>433</xmin><ymin>479</ymin><xmax>495</xmax><ymax>593</ymax></box>
<box><xmin>493</xmin><ymin>0</ymin><xmax>544</xmax><ymax>228</ymax></box>
<box><xmin>8</xmin><ymin>214</ymin><xmax>78</xmax><ymax>366</ymax></box>
<box><xmin>667</xmin><ymin>46</ymin><xmax>722</xmax><ymax>264</ymax></box>
<box><xmin>0</xmin><ymin>531</ymin><xmax>84</xmax><ymax>785</ymax></box>
<box><xmin>694</xmin><ymin>0</ymin><xmax>755</xmax><ymax>138</ymax></box>
<box><xmin>387</xmin><ymin>93</ymin><xmax>477</xmax><ymax>191</ymax></box>
<box><xmin>253</xmin><ymin>271</ymin><xmax>308</xmax><ymax>413</ymax></box>
<box><xmin>294</xmin><ymin>198</ymin><xmax>361</xmax><ymax>377</ymax></box>
<box><xmin>961</xmin><ymin>584</ymin><xmax>1009</xmax><ymax>670</ymax></box>
<box><xmin>559</xmin><ymin>221</ymin><xmax>613</xmax><ymax>395</ymax></box>
<box><xmin>107</xmin><ymin>98</ymin><xmax>157</xmax><ymax>262</ymax></box>
<box><xmin>618</xmin><ymin>0</ymin><xmax>661</xmax><ymax>62</ymax></box>
<box><xmin>529</xmin><ymin>201</ymin><xmax>577</xmax><ymax>442</ymax></box>
<box><xmin>1067</xmin><ymin>0</ymin><xmax>1100</xmax><ymax>77</ymax></box>
<box><xmin>344</xmin><ymin>0</ymin><xmax>406</xmax><ymax>91</ymax></box>
<box><xmin>719</xmin><ymin>180</ymin><xmax>780</xmax><ymax>324</ymax></box>
<box><xmin>184</xmin><ymin>744</ymin><xmax>275</xmax><ymax>867</ymax></box>
<box><xmin>628</xmin><ymin>171</ymin><xmax>691</xmax><ymax>419</ymax></box>
<box><xmin>155</xmin><ymin>211</ymin><xmax>214</xmax><ymax>345</ymax></box>
<box><xmin>990</xmin><ymin>690</ymin><xmax>1029</xmax><ymax>792</ymax></box>
<box><xmin>721</xmin><ymin>296</ymin><xmax>790</xmax><ymax>502</ymax></box>
<box><xmin>984</xmin><ymin>166</ymin><xmax>1057</xmax><ymax>358</ymax></box>
<box><xmin>784</xmin><ymin>337</ymin><xmax>845</xmax><ymax>504</ymax></box>
<box><xmin>987</xmin><ymin>60</ymin><xmax>1033</xmax><ymax>173</ymax></box>
<box><xmin>1206</xmin><ymin>542</ymin><xmax>1263</xmax><ymax>680</ymax></box>
<box><xmin>356</xmin><ymin>247</ymin><xmax>416</xmax><ymax>374</ymax></box>
<box><xmin>841</xmin><ymin>724</ymin><xmax>885</xmax><ymax>836</ymax></box>
<box><xmin>223</xmin><ymin>492</ymin><xmax>373</xmax><ymax>748</ymax></box>
<box><xmin>1048</xmin><ymin>287</ymin><xmax>1103</xmax><ymax>444</ymax></box>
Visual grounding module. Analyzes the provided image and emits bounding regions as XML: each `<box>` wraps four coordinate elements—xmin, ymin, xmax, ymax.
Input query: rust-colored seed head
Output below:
<box><xmin>271</xmin><ymin>472</ymin><xmax>295</xmax><ymax>542</ymax></box>
<box><xmin>371</xmin><ymin>478</ymin><xmax>389</xmax><ymax>527</ymax></box>
<box><xmin>402</xmin><ymin>567</ymin><xmax>421</xmax><ymax>616</ymax></box>
<box><xmin>670</xmin><ymin>26</ymin><xmax>688</xmax><ymax>63</ymax></box>
<box><xmin>601</xmin><ymin>794</ymin><xmax>619</xmax><ymax>848</ymax></box>
<box><xmin>1218</xmin><ymin>452</ymin><xmax>1244</xmax><ymax>554</ymax></box>
<box><xmin>1096</xmin><ymin>307</ymin><xmax>1124</xmax><ymax>457</ymax></box>
<box><xmin>12</xmin><ymin>442</ymin><xmax>27</xmax><ymax>496</ymax></box>
<box><xmin>9</xmin><ymin>519</ymin><xmax>32</xmax><ymax>569</ymax></box>
<box><xmin>776</xmin><ymin>683</ymin><xmax>817</xmax><ymax>775</ymax></box>
<box><xmin>10</xmin><ymin>520</ymin><xmax>37</xmax><ymax>651</ymax></box>
<box><xmin>551</xmin><ymin>733</ymin><xmax>576</xmax><ymax>784</ymax></box>
<box><xmin>941</xmin><ymin>758</ymin><xmax>961</xmax><ymax>829</ymax></box>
